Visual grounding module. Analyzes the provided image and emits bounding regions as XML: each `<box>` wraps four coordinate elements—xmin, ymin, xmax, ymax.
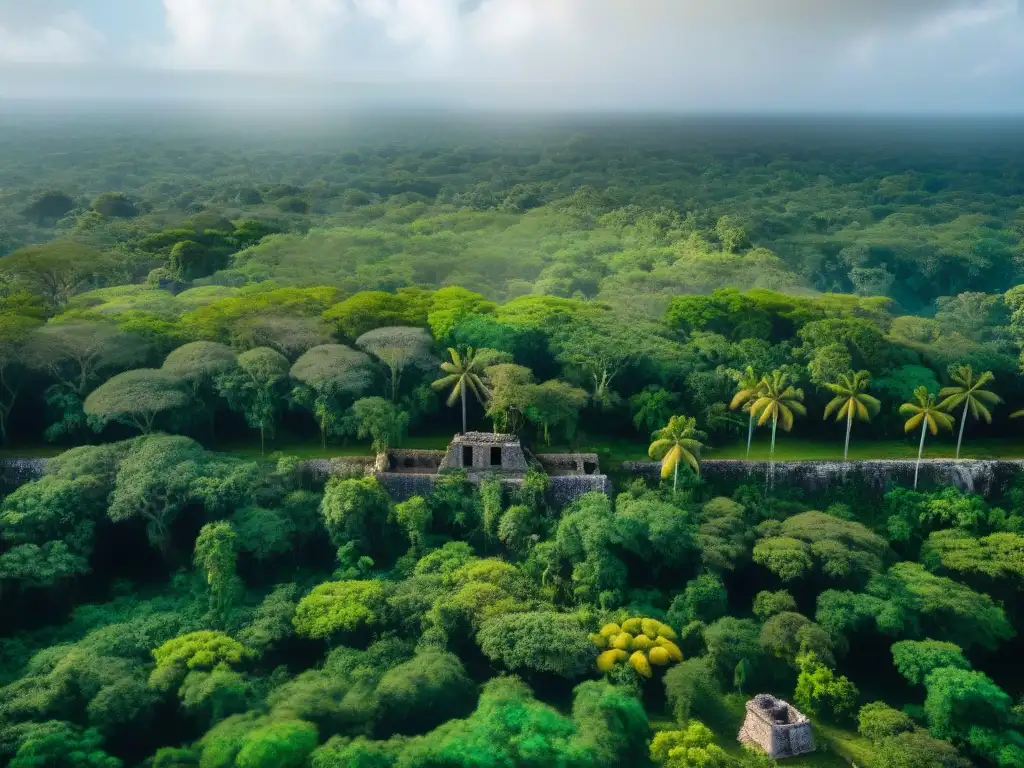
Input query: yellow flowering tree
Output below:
<box><xmin>591</xmin><ymin>617</ymin><xmax>683</xmax><ymax>679</ymax></box>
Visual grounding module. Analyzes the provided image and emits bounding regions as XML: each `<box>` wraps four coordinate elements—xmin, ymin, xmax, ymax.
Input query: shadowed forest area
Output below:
<box><xmin>0</xmin><ymin>112</ymin><xmax>1022</xmax><ymax>768</ymax></box>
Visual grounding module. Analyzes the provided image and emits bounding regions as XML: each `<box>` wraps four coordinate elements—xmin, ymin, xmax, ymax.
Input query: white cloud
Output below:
<box><xmin>159</xmin><ymin>0</ymin><xmax>349</xmax><ymax>71</ymax></box>
<box><xmin>0</xmin><ymin>3</ymin><xmax>102</xmax><ymax>65</ymax></box>
<box><xmin>3</xmin><ymin>1</ymin><xmax>1022</xmax><ymax>110</ymax></box>
<box><xmin>153</xmin><ymin>1</ymin><xmax>1016</xmax><ymax>78</ymax></box>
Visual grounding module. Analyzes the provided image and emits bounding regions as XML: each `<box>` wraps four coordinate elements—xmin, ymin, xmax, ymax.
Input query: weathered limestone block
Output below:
<box><xmin>738</xmin><ymin>694</ymin><xmax>815</xmax><ymax>759</ymax></box>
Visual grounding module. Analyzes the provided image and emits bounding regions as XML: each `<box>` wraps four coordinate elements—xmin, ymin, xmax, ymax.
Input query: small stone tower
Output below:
<box><xmin>438</xmin><ymin>432</ymin><xmax>529</xmax><ymax>476</ymax></box>
<box><xmin>738</xmin><ymin>694</ymin><xmax>815</xmax><ymax>758</ymax></box>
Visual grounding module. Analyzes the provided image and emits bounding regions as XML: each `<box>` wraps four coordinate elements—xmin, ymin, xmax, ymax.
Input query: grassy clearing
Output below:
<box><xmin>814</xmin><ymin>723</ymin><xmax>882</xmax><ymax>767</ymax></box>
<box><xmin>5</xmin><ymin>433</ymin><xmax>1024</xmax><ymax>466</ymax></box>
<box><xmin>704</xmin><ymin>695</ymin><xmax>869</xmax><ymax>768</ymax></box>
<box><xmin>708</xmin><ymin>436</ymin><xmax>1024</xmax><ymax>461</ymax></box>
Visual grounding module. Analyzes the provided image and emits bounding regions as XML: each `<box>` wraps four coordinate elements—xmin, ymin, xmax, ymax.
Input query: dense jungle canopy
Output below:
<box><xmin>0</xmin><ymin>112</ymin><xmax>1022</xmax><ymax>768</ymax></box>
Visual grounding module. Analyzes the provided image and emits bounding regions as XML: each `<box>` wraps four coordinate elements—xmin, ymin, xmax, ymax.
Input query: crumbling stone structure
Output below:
<box><xmin>535</xmin><ymin>453</ymin><xmax>601</xmax><ymax>476</ymax></box>
<box><xmin>738</xmin><ymin>694</ymin><xmax>815</xmax><ymax>759</ymax></box>
<box><xmin>369</xmin><ymin>433</ymin><xmax>610</xmax><ymax>505</ymax></box>
<box><xmin>439</xmin><ymin>432</ymin><xmax>530</xmax><ymax>474</ymax></box>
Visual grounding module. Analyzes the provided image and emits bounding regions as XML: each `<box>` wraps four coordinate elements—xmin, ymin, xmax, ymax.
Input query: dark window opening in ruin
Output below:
<box><xmin>490</xmin><ymin>447</ymin><xmax>502</xmax><ymax>466</ymax></box>
<box><xmin>462</xmin><ymin>446</ymin><xmax>473</xmax><ymax>467</ymax></box>
<box><xmin>584</xmin><ymin>461</ymin><xmax>597</xmax><ymax>475</ymax></box>
<box><xmin>404</xmin><ymin>458</ymin><xmax>414</xmax><ymax>468</ymax></box>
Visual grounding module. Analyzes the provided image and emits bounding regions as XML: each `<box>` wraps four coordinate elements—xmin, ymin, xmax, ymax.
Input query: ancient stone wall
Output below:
<box><xmin>738</xmin><ymin>695</ymin><xmax>814</xmax><ymax>759</ymax></box>
<box><xmin>535</xmin><ymin>453</ymin><xmax>601</xmax><ymax>475</ymax></box>
<box><xmin>387</xmin><ymin>450</ymin><xmax>445</xmax><ymax>472</ymax></box>
<box><xmin>301</xmin><ymin>457</ymin><xmax>375</xmax><ymax>482</ymax></box>
<box><xmin>621</xmin><ymin>458</ymin><xmax>1024</xmax><ymax>499</ymax></box>
<box><xmin>549</xmin><ymin>475</ymin><xmax>612</xmax><ymax>507</ymax></box>
<box><xmin>374</xmin><ymin>473</ymin><xmax>439</xmax><ymax>501</ymax></box>
<box><xmin>0</xmin><ymin>458</ymin><xmax>48</xmax><ymax>497</ymax></box>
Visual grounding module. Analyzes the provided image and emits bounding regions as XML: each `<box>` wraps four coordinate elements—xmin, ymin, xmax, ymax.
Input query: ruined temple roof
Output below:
<box><xmin>748</xmin><ymin>695</ymin><xmax>809</xmax><ymax>725</ymax></box>
<box><xmin>450</xmin><ymin>432</ymin><xmax>521</xmax><ymax>445</ymax></box>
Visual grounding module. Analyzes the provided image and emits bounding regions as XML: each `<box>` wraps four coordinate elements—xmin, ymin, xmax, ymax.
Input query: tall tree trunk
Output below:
<box><xmin>260</xmin><ymin>424</ymin><xmax>265</xmax><ymax>456</ymax></box>
<box><xmin>673</xmin><ymin>460</ymin><xmax>678</xmax><ymax>495</ymax></box>
<box><xmin>956</xmin><ymin>400</ymin><xmax>969</xmax><ymax>459</ymax></box>
<box><xmin>915</xmin><ymin>420</ymin><xmax>928</xmax><ymax>490</ymax></box>
<box><xmin>746</xmin><ymin>412</ymin><xmax>754</xmax><ymax>458</ymax></box>
<box><xmin>844</xmin><ymin>408</ymin><xmax>853</xmax><ymax>461</ymax></box>
<box><xmin>768</xmin><ymin>414</ymin><xmax>778</xmax><ymax>486</ymax></box>
<box><xmin>461</xmin><ymin>385</ymin><xmax>467</xmax><ymax>434</ymax></box>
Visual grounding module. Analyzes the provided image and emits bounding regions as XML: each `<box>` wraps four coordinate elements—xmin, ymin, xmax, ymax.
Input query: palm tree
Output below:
<box><xmin>432</xmin><ymin>348</ymin><xmax>491</xmax><ymax>434</ymax></box>
<box><xmin>937</xmin><ymin>365</ymin><xmax>1001</xmax><ymax>459</ymax></box>
<box><xmin>900</xmin><ymin>386</ymin><xmax>955</xmax><ymax>490</ymax></box>
<box><xmin>749</xmin><ymin>370</ymin><xmax>806</xmax><ymax>483</ymax></box>
<box><xmin>729</xmin><ymin>366</ymin><xmax>762</xmax><ymax>458</ymax></box>
<box><xmin>648</xmin><ymin>415</ymin><xmax>707</xmax><ymax>494</ymax></box>
<box><xmin>823</xmin><ymin>371</ymin><xmax>881</xmax><ymax>461</ymax></box>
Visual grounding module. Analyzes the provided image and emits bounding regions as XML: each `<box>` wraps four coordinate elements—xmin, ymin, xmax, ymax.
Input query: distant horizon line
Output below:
<box><xmin>2</xmin><ymin>101</ymin><xmax>1024</xmax><ymax>120</ymax></box>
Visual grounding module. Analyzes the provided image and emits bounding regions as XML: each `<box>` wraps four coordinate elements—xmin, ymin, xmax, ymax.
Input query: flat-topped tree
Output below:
<box><xmin>900</xmin><ymin>386</ymin><xmax>955</xmax><ymax>490</ymax></box>
<box><xmin>0</xmin><ymin>313</ymin><xmax>43</xmax><ymax>443</ymax></box>
<box><xmin>28</xmin><ymin>321</ymin><xmax>150</xmax><ymax>441</ymax></box>
<box><xmin>163</xmin><ymin>341</ymin><xmax>237</xmax><ymax>397</ymax></box>
<box><xmin>356</xmin><ymin>326</ymin><xmax>435</xmax><ymax>401</ymax></box>
<box><xmin>938</xmin><ymin>365</ymin><xmax>1001</xmax><ymax>459</ymax></box>
<box><xmin>290</xmin><ymin>344</ymin><xmax>374</xmax><ymax>447</ymax></box>
<box><xmin>29</xmin><ymin>321</ymin><xmax>149</xmax><ymax>398</ymax></box>
<box><xmin>0</xmin><ymin>241</ymin><xmax>115</xmax><ymax>310</ymax></box>
<box><xmin>162</xmin><ymin>341</ymin><xmax>237</xmax><ymax>438</ymax></box>
<box><xmin>215</xmin><ymin>347</ymin><xmax>290</xmax><ymax>455</ymax></box>
<box><xmin>84</xmin><ymin>369</ymin><xmax>189</xmax><ymax>434</ymax></box>
<box><xmin>232</xmin><ymin>315</ymin><xmax>333</xmax><ymax>360</ymax></box>
<box><xmin>823</xmin><ymin>370</ymin><xmax>880</xmax><ymax>461</ymax></box>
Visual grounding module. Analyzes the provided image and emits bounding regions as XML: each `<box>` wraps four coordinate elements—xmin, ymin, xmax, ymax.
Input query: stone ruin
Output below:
<box><xmin>373</xmin><ymin>432</ymin><xmax>610</xmax><ymax>504</ymax></box>
<box><xmin>439</xmin><ymin>432</ymin><xmax>530</xmax><ymax>475</ymax></box>
<box><xmin>738</xmin><ymin>694</ymin><xmax>815</xmax><ymax>759</ymax></box>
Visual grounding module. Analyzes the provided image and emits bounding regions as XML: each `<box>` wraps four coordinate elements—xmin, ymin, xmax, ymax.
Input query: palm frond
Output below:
<box><xmin>904</xmin><ymin>412</ymin><xmax>924</xmax><ymax>433</ymax></box>
<box><xmin>432</xmin><ymin>374</ymin><xmax>459</xmax><ymax>391</ymax></box>
<box><xmin>445</xmin><ymin>379</ymin><xmax>464</xmax><ymax>407</ymax></box>
<box><xmin>648</xmin><ymin>438</ymin><xmax>672</xmax><ymax>460</ymax></box>
<box><xmin>823</xmin><ymin>396</ymin><xmax>844</xmax><ymax>420</ymax></box>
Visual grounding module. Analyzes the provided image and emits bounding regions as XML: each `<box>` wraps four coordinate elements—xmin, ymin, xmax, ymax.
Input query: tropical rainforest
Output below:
<box><xmin>0</xmin><ymin>112</ymin><xmax>1022</xmax><ymax>767</ymax></box>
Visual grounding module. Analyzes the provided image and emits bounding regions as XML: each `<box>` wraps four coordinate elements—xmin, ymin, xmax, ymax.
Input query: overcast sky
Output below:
<box><xmin>0</xmin><ymin>1</ymin><xmax>1022</xmax><ymax>111</ymax></box>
